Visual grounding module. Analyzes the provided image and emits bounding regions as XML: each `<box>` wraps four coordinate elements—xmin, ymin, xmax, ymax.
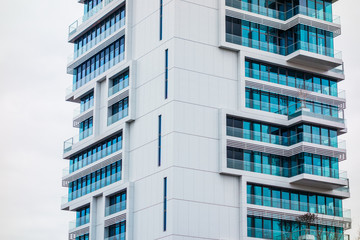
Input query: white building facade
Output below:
<box><xmin>61</xmin><ymin>0</ymin><xmax>351</xmax><ymax>239</ymax></box>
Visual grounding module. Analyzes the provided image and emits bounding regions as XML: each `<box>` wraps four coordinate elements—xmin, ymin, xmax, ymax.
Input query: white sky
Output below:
<box><xmin>0</xmin><ymin>0</ymin><xmax>359</xmax><ymax>239</ymax></box>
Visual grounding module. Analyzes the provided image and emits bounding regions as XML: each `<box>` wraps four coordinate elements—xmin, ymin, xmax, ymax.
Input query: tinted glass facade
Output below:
<box><xmin>247</xmin><ymin>184</ymin><xmax>343</xmax><ymax>217</ymax></box>
<box><xmin>245</xmin><ymin>87</ymin><xmax>339</xmax><ymax>117</ymax></box>
<box><xmin>247</xmin><ymin>216</ymin><xmax>344</xmax><ymax>240</ymax></box>
<box><xmin>69</xmin><ymin>133</ymin><xmax>122</xmax><ymax>173</ymax></box>
<box><xmin>245</xmin><ymin>59</ymin><xmax>338</xmax><ymax>96</ymax></box>
<box><xmin>68</xmin><ymin>160</ymin><xmax>122</xmax><ymax>201</ymax></box>
<box><xmin>227</xmin><ymin>147</ymin><xmax>340</xmax><ymax>178</ymax></box>
<box><xmin>226</xmin><ymin>17</ymin><xmax>334</xmax><ymax>57</ymax></box>
<box><xmin>226</xmin><ymin>116</ymin><xmax>338</xmax><ymax>147</ymax></box>
<box><xmin>73</xmin><ymin>37</ymin><xmax>125</xmax><ymax>91</ymax></box>
<box><xmin>226</xmin><ymin>0</ymin><xmax>334</xmax><ymax>22</ymax></box>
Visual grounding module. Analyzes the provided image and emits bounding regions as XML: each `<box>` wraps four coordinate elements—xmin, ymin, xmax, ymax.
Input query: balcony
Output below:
<box><xmin>228</xmin><ymin>156</ymin><xmax>346</xmax><ymax>178</ymax></box>
<box><xmin>289</xmin><ymin>171</ymin><xmax>349</xmax><ymax>190</ymax></box>
<box><xmin>62</xmin><ymin>142</ymin><xmax>122</xmax><ymax>178</ymax></box>
<box><xmin>69</xmin><ymin>215</ymin><xmax>90</xmax><ymax>232</ymax></box>
<box><xmin>246</xmin><ymin>99</ymin><xmax>345</xmax><ymax>125</ymax></box>
<box><xmin>68</xmin><ymin>20</ymin><xmax>125</xmax><ymax>65</ymax></box>
<box><xmin>108</xmin><ymin>77</ymin><xmax>129</xmax><ymax>97</ymax></box>
<box><xmin>248</xmin><ymin>207</ymin><xmax>351</xmax><ymax>230</ymax></box>
<box><xmin>226</xmin><ymin>127</ymin><xmax>346</xmax><ymax>160</ymax></box>
<box><xmin>289</xmin><ymin>107</ymin><xmax>345</xmax><ymax>124</ymax></box>
<box><xmin>105</xmin><ymin>200</ymin><xmax>126</xmax><ymax>216</ymax></box>
<box><xmin>245</xmin><ymin>67</ymin><xmax>346</xmax><ymax>99</ymax></box>
<box><xmin>225</xmin><ymin>0</ymin><xmax>341</xmax><ymax>35</ymax></box>
<box><xmin>108</xmin><ymin>108</ymin><xmax>128</xmax><ymax>126</ymax></box>
<box><xmin>227</xmin><ymin>127</ymin><xmax>344</xmax><ymax>149</ymax></box>
<box><xmin>226</xmin><ymin>34</ymin><xmax>342</xmax><ymax>69</ymax></box>
<box><xmin>65</xmin><ymin>51</ymin><xmax>125</xmax><ymax>97</ymax></box>
<box><xmin>286</xmin><ymin>42</ymin><xmax>343</xmax><ymax>70</ymax></box>
<box><xmin>73</xmin><ymin>103</ymin><xmax>95</xmax><ymax>128</ymax></box>
<box><xmin>62</xmin><ymin>172</ymin><xmax>121</xmax><ymax>204</ymax></box>
<box><xmin>247</xmin><ymin>194</ymin><xmax>350</xmax><ymax>218</ymax></box>
<box><xmin>69</xmin><ymin>0</ymin><xmax>116</xmax><ymax>37</ymax></box>
<box><xmin>63</xmin><ymin>128</ymin><xmax>94</xmax><ymax>153</ymax></box>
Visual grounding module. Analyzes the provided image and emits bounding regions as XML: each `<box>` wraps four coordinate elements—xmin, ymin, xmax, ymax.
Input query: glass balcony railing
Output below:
<box><xmin>226</xmin><ymin>0</ymin><xmax>341</xmax><ymax>24</ymax></box>
<box><xmin>247</xmin><ymin>194</ymin><xmax>350</xmax><ymax>218</ymax></box>
<box><xmin>62</xmin><ymin>141</ymin><xmax>122</xmax><ymax>177</ymax></box>
<box><xmin>62</xmin><ymin>172</ymin><xmax>121</xmax><ymax>204</ymax></box>
<box><xmin>73</xmin><ymin>101</ymin><xmax>95</xmax><ymax>118</ymax></box>
<box><xmin>105</xmin><ymin>201</ymin><xmax>126</xmax><ymax>216</ymax></box>
<box><xmin>245</xmin><ymin>68</ymin><xmax>346</xmax><ymax>99</ymax></box>
<box><xmin>248</xmin><ymin>228</ymin><xmax>348</xmax><ymax>240</ymax></box>
<box><xmin>246</xmin><ymin>99</ymin><xmax>345</xmax><ymax>124</ymax></box>
<box><xmin>226</xmin><ymin>126</ymin><xmax>346</xmax><ymax>149</ymax></box>
<box><xmin>63</xmin><ymin>128</ymin><xmax>94</xmax><ymax>153</ymax></box>
<box><xmin>108</xmin><ymin>108</ymin><xmax>129</xmax><ymax>126</ymax></box>
<box><xmin>66</xmin><ymin>52</ymin><xmax>125</xmax><ymax>96</ymax></box>
<box><xmin>227</xmin><ymin>158</ymin><xmax>347</xmax><ymax>180</ymax></box>
<box><xmin>226</xmin><ymin>34</ymin><xmax>342</xmax><ymax>59</ymax></box>
<box><xmin>104</xmin><ymin>233</ymin><xmax>126</xmax><ymax>240</ymax></box>
<box><xmin>69</xmin><ymin>215</ymin><xmax>90</xmax><ymax>231</ymax></box>
<box><xmin>68</xmin><ymin>0</ymin><xmax>116</xmax><ymax>36</ymax></box>
<box><xmin>108</xmin><ymin>78</ymin><xmax>129</xmax><ymax>97</ymax></box>
<box><xmin>330</xmin><ymin>64</ymin><xmax>345</xmax><ymax>75</ymax></box>
<box><xmin>68</xmin><ymin>20</ymin><xmax>125</xmax><ymax>63</ymax></box>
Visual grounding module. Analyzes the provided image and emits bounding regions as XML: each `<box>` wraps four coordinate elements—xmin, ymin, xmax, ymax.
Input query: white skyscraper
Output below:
<box><xmin>61</xmin><ymin>0</ymin><xmax>351</xmax><ymax>239</ymax></box>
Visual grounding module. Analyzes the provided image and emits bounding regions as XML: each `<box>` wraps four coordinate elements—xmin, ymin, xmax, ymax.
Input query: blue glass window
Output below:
<box><xmin>160</xmin><ymin>0</ymin><xmax>163</xmax><ymax>40</ymax></box>
<box><xmin>108</xmin><ymin>97</ymin><xmax>129</xmax><ymax>125</ymax></box>
<box><xmin>163</xmin><ymin>177</ymin><xmax>167</xmax><ymax>231</ymax></box>
<box><xmin>68</xmin><ymin>161</ymin><xmax>122</xmax><ymax>202</ymax></box>
<box><xmin>73</xmin><ymin>37</ymin><xmax>125</xmax><ymax>91</ymax></box>
<box><xmin>108</xmin><ymin>221</ymin><xmax>126</xmax><ymax>239</ymax></box>
<box><xmin>109</xmin><ymin>70</ymin><xmax>129</xmax><ymax>96</ymax></box>
<box><xmin>165</xmin><ymin>49</ymin><xmax>169</xmax><ymax>99</ymax></box>
<box><xmin>158</xmin><ymin>115</ymin><xmax>162</xmax><ymax>166</ymax></box>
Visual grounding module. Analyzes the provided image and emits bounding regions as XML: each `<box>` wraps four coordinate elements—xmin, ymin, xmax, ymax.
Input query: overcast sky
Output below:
<box><xmin>0</xmin><ymin>0</ymin><xmax>359</xmax><ymax>239</ymax></box>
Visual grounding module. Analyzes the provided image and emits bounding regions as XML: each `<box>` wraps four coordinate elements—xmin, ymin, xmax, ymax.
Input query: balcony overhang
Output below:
<box><xmin>286</xmin><ymin>50</ymin><xmax>343</xmax><ymax>71</ymax></box>
<box><xmin>289</xmin><ymin>173</ymin><xmax>348</xmax><ymax>190</ymax></box>
<box><xmin>225</xmin><ymin>7</ymin><xmax>341</xmax><ymax>36</ymax></box>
